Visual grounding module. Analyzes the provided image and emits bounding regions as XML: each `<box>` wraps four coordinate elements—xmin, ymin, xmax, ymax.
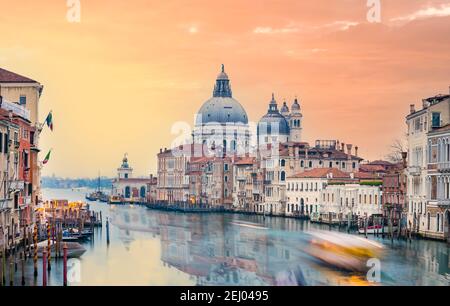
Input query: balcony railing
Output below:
<box><xmin>408</xmin><ymin>166</ymin><xmax>421</xmax><ymax>175</ymax></box>
<box><xmin>437</xmin><ymin>162</ymin><xmax>450</xmax><ymax>171</ymax></box>
<box><xmin>437</xmin><ymin>199</ymin><xmax>450</xmax><ymax>207</ymax></box>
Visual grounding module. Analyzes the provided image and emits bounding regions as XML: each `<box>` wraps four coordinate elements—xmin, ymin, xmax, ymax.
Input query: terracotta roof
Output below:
<box><xmin>367</xmin><ymin>160</ymin><xmax>393</xmax><ymax>166</ymax></box>
<box><xmin>0</xmin><ymin>68</ymin><xmax>37</xmax><ymax>83</ymax></box>
<box><xmin>359</xmin><ymin>164</ymin><xmax>386</xmax><ymax>173</ymax></box>
<box><xmin>116</xmin><ymin>178</ymin><xmax>153</xmax><ymax>183</ymax></box>
<box><xmin>289</xmin><ymin>168</ymin><xmax>350</xmax><ymax>179</ymax></box>
<box><xmin>234</xmin><ymin>157</ymin><xmax>256</xmax><ymax>165</ymax></box>
<box><xmin>354</xmin><ymin>171</ymin><xmax>379</xmax><ymax>179</ymax></box>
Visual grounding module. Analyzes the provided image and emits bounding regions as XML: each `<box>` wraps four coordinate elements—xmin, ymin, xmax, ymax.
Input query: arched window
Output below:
<box><xmin>300</xmin><ymin>160</ymin><xmax>304</xmax><ymax>167</ymax></box>
<box><xmin>280</xmin><ymin>171</ymin><xmax>286</xmax><ymax>181</ymax></box>
<box><xmin>281</xmin><ymin>159</ymin><xmax>286</xmax><ymax>167</ymax></box>
<box><xmin>140</xmin><ymin>186</ymin><xmax>146</xmax><ymax>198</ymax></box>
<box><xmin>125</xmin><ymin>186</ymin><xmax>131</xmax><ymax>198</ymax></box>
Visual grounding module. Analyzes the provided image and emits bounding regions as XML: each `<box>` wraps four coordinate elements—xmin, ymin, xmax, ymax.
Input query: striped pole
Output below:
<box><xmin>9</xmin><ymin>258</ymin><xmax>13</xmax><ymax>286</ymax></box>
<box><xmin>33</xmin><ymin>224</ymin><xmax>38</xmax><ymax>277</ymax></box>
<box><xmin>63</xmin><ymin>243</ymin><xmax>67</xmax><ymax>286</ymax></box>
<box><xmin>21</xmin><ymin>252</ymin><xmax>25</xmax><ymax>286</ymax></box>
<box><xmin>46</xmin><ymin>222</ymin><xmax>51</xmax><ymax>271</ymax></box>
<box><xmin>2</xmin><ymin>247</ymin><xmax>5</xmax><ymax>285</ymax></box>
<box><xmin>42</xmin><ymin>250</ymin><xmax>47</xmax><ymax>286</ymax></box>
<box><xmin>0</xmin><ymin>250</ymin><xmax>3</xmax><ymax>286</ymax></box>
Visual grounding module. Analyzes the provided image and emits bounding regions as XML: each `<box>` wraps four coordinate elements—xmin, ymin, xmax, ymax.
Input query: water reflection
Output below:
<box><xmin>109</xmin><ymin>206</ymin><xmax>449</xmax><ymax>286</ymax></box>
<box><xmin>13</xmin><ymin>189</ymin><xmax>448</xmax><ymax>286</ymax></box>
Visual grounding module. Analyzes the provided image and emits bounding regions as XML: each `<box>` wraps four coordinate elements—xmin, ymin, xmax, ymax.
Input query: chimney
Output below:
<box><xmin>346</xmin><ymin>144</ymin><xmax>352</xmax><ymax>158</ymax></box>
<box><xmin>410</xmin><ymin>104</ymin><xmax>415</xmax><ymax>114</ymax></box>
<box><xmin>160</xmin><ymin>148</ymin><xmax>162</xmax><ymax>153</ymax></box>
<box><xmin>422</xmin><ymin>99</ymin><xmax>429</xmax><ymax>109</ymax></box>
<box><xmin>355</xmin><ymin>146</ymin><xmax>359</xmax><ymax>157</ymax></box>
<box><xmin>341</xmin><ymin>142</ymin><xmax>345</xmax><ymax>152</ymax></box>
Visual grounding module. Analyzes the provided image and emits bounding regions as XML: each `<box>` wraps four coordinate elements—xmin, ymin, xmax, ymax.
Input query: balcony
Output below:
<box><xmin>437</xmin><ymin>199</ymin><xmax>450</xmax><ymax>207</ymax></box>
<box><xmin>252</xmin><ymin>189</ymin><xmax>261</xmax><ymax>194</ymax></box>
<box><xmin>236</xmin><ymin>175</ymin><xmax>247</xmax><ymax>181</ymax></box>
<box><xmin>437</xmin><ymin>162</ymin><xmax>450</xmax><ymax>172</ymax></box>
<box><xmin>408</xmin><ymin>166</ymin><xmax>421</xmax><ymax>175</ymax></box>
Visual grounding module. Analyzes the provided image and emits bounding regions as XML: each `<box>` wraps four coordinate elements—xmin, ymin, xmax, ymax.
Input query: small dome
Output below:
<box><xmin>257</xmin><ymin>94</ymin><xmax>290</xmax><ymax>136</ymax></box>
<box><xmin>291</xmin><ymin>98</ymin><xmax>301</xmax><ymax>113</ymax></box>
<box><xmin>280</xmin><ymin>101</ymin><xmax>289</xmax><ymax>116</ymax></box>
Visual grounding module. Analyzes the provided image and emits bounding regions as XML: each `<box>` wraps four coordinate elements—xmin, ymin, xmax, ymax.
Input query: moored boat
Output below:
<box><xmin>35</xmin><ymin>241</ymin><xmax>86</xmax><ymax>258</ymax></box>
<box><xmin>109</xmin><ymin>195</ymin><xmax>123</xmax><ymax>204</ymax></box>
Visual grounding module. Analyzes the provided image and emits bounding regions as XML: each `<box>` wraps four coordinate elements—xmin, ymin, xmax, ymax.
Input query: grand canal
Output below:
<box><xmin>12</xmin><ymin>188</ymin><xmax>450</xmax><ymax>286</ymax></box>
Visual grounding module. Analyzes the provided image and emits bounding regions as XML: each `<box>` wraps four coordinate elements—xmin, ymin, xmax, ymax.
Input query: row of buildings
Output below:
<box><xmin>406</xmin><ymin>92</ymin><xmax>450</xmax><ymax>240</ymax></box>
<box><xmin>0</xmin><ymin>68</ymin><xmax>43</xmax><ymax>250</ymax></box>
<box><xmin>153</xmin><ymin>66</ymin><xmax>413</xmax><ymax>234</ymax></box>
<box><xmin>110</xmin><ymin>65</ymin><xmax>448</xmax><ymax>242</ymax></box>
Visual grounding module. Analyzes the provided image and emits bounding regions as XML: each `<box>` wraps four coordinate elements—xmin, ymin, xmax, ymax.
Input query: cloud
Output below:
<box><xmin>253</xmin><ymin>25</ymin><xmax>301</xmax><ymax>34</ymax></box>
<box><xmin>391</xmin><ymin>4</ymin><xmax>450</xmax><ymax>22</ymax></box>
<box><xmin>320</xmin><ymin>21</ymin><xmax>359</xmax><ymax>31</ymax></box>
<box><xmin>253</xmin><ymin>20</ymin><xmax>358</xmax><ymax>35</ymax></box>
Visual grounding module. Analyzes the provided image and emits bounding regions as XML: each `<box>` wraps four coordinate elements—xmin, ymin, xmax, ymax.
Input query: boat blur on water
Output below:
<box><xmin>14</xmin><ymin>188</ymin><xmax>449</xmax><ymax>286</ymax></box>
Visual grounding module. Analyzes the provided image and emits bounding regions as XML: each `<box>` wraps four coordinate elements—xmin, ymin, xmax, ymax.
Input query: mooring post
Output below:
<box><xmin>106</xmin><ymin>217</ymin><xmax>110</xmax><ymax>245</ymax></box>
<box><xmin>21</xmin><ymin>252</ymin><xmax>25</xmax><ymax>286</ymax></box>
<box><xmin>42</xmin><ymin>250</ymin><xmax>47</xmax><ymax>287</ymax></box>
<box><xmin>33</xmin><ymin>224</ymin><xmax>38</xmax><ymax>277</ymax></box>
<box><xmin>46</xmin><ymin>222</ymin><xmax>51</xmax><ymax>271</ymax></box>
<box><xmin>63</xmin><ymin>243</ymin><xmax>68</xmax><ymax>286</ymax></box>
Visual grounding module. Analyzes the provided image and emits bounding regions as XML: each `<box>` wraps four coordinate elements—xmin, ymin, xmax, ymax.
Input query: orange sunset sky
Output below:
<box><xmin>1</xmin><ymin>0</ymin><xmax>449</xmax><ymax>178</ymax></box>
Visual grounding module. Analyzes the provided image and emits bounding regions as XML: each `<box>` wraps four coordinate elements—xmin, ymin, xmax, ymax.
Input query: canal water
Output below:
<box><xmin>8</xmin><ymin>188</ymin><xmax>450</xmax><ymax>286</ymax></box>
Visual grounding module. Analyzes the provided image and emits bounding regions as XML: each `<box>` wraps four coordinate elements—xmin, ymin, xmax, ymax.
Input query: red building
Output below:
<box><xmin>382</xmin><ymin>153</ymin><xmax>408</xmax><ymax>227</ymax></box>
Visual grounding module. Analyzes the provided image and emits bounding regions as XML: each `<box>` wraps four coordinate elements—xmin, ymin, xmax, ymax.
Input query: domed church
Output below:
<box><xmin>193</xmin><ymin>65</ymin><xmax>250</xmax><ymax>155</ymax></box>
<box><xmin>257</xmin><ymin>94</ymin><xmax>303</xmax><ymax>146</ymax></box>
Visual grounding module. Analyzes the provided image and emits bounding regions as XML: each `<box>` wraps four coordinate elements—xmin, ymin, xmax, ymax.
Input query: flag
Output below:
<box><xmin>43</xmin><ymin>150</ymin><xmax>52</xmax><ymax>164</ymax></box>
<box><xmin>45</xmin><ymin>111</ymin><xmax>53</xmax><ymax>131</ymax></box>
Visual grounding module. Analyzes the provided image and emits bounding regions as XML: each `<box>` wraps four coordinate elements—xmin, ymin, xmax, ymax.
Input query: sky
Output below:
<box><xmin>0</xmin><ymin>0</ymin><xmax>449</xmax><ymax>178</ymax></box>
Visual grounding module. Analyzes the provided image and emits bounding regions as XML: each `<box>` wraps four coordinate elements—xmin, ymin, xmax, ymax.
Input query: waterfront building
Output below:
<box><xmin>193</xmin><ymin>65</ymin><xmax>251</xmax><ymax>156</ymax></box>
<box><xmin>259</xmin><ymin>141</ymin><xmax>363</xmax><ymax>216</ymax></box>
<box><xmin>406</xmin><ymin>91</ymin><xmax>450</xmax><ymax>240</ymax></box>
<box><xmin>381</xmin><ymin>154</ymin><xmax>407</xmax><ymax>231</ymax></box>
<box><xmin>232</xmin><ymin>156</ymin><xmax>263</xmax><ymax>213</ymax></box>
<box><xmin>146</xmin><ymin>175</ymin><xmax>158</xmax><ymax>203</ymax></box>
<box><xmin>111</xmin><ymin>154</ymin><xmax>153</xmax><ymax>203</ymax></box>
<box><xmin>0</xmin><ymin>67</ymin><xmax>42</xmax><ymax>249</ymax></box>
<box><xmin>0</xmin><ymin>68</ymin><xmax>42</xmax><ymax>212</ymax></box>
<box><xmin>321</xmin><ymin>181</ymin><xmax>383</xmax><ymax>223</ymax></box>
<box><xmin>425</xmin><ymin>115</ymin><xmax>450</xmax><ymax>241</ymax></box>
<box><xmin>157</xmin><ymin>145</ymin><xmax>194</xmax><ymax>203</ymax></box>
<box><xmin>186</xmin><ymin>156</ymin><xmax>212</xmax><ymax>205</ymax></box>
<box><xmin>285</xmin><ymin>168</ymin><xmax>353</xmax><ymax>218</ymax></box>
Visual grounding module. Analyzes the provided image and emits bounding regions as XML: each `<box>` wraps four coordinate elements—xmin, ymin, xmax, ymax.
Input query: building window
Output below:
<box><xmin>280</xmin><ymin>171</ymin><xmax>286</xmax><ymax>181</ymax></box>
<box><xmin>308</xmin><ymin>161</ymin><xmax>312</xmax><ymax>168</ymax></box>
<box><xmin>224</xmin><ymin>164</ymin><xmax>229</xmax><ymax>171</ymax></box>
<box><xmin>124</xmin><ymin>173</ymin><xmax>128</xmax><ymax>179</ymax></box>
<box><xmin>280</xmin><ymin>159</ymin><xmax>286</xmax><ymax>167</ymax></box>
<box><xmin>432</xmin><ymin>112</ymin><xmax>441</xmax><ymax>128</ymax></box>
<box><xmin>19</xmin><ymin>96</ymin><xmax>26</xmax><ymax>105</ymax></box>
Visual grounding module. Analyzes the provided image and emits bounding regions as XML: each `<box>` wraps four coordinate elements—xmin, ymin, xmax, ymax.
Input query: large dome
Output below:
<box><xmin>196</xmin><ymin>97</ymin><xmax>248</xmax><ymax>125</ymax></box>
<box><xmin>257</xmin><ymin>94</ymin><xmax>290</xmax><ymax>136</ymax></box>
<box><xmin>195</xmin><ymin>65</ymin><xmax>248</xmax><ymax>125</ymax></box>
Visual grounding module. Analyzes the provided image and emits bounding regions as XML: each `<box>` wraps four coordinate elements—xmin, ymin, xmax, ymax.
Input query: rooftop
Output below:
<box><xmin>0</xmin><ymin>68</ymin><xmax>37</xmax><ymax>83</ymax></box>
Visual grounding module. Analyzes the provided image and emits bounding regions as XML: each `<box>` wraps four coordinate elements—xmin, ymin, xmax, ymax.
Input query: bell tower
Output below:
<box><xmin>289</xmin><ymin>97</ymin><xmax>303</xmax><ymax>142</ymax></box>
<box><xmin>117</xmin><ymin>153</ymin><xmax>133</xmax><ymax>179</ymax></box>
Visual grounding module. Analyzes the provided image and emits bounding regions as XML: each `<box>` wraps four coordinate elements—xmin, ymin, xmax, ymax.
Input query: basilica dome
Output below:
<box><xmin>195</xmin><ymin>65</ymin><xmax>248</xmax><ymax>126</ymax></box>
<box><xmin>257</xmin><ymin>94</ymin><xmax>290</xmax><ymax>137</ymax></box>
